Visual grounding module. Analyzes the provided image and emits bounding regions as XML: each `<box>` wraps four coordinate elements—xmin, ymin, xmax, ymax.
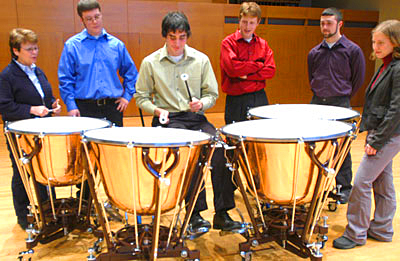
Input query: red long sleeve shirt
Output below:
<box><xmin>220</xmin><ymin>30</ymin><xmax>276</xmax><ymax>96</ymax></box>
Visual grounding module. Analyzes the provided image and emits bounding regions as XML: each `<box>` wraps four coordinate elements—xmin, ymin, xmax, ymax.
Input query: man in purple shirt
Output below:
<box><xmin>308</xmin><ymin>7</ymin><xmax>366</xmax><ymax>204</ymax></box>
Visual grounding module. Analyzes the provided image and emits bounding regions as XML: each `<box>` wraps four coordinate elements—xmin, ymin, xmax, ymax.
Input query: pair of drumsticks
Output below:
<box><xmin>159</xmin><ymin>73</ymin><xmax>192</xmax><ymax>124</ymax></box>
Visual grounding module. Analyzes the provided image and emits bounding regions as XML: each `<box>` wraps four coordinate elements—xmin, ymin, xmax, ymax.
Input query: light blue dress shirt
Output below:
<box><xmin>14</xmin><ymin>59</ymin><xmax>44</xmax><ymax>98</ymax></box>
<box><xmin>58</xmin><ymin>29</ymin><xmax>138</xmax><ymax>111</ymax></box>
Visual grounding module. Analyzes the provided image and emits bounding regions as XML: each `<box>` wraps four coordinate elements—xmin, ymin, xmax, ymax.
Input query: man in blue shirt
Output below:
<box><xmin>58</xmin><ymin>0</ymin><xmax>138</xmax><ymax>127</ymax></box>
<box><xmin>308</xmin><ymin>7</ymin><xmax>366</xmax><ymax>204</ymax></box>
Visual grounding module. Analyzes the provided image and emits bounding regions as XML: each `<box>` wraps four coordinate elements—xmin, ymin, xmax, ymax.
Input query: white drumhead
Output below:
<box><xmin>7</xmin><ymin>116</ymin><xmax>111</xmax><ymax>135</ymax></box>
<box><xmin>221</xmin><ymin>119</ymin><xmax>352</xmax><ymax>142</ymax></box>
<box><xmin>83</xmin><ymin>127</ymin><xmax>212</xmax><ymax>147</ymax></box>
<box><xmin>249</xmin><ymin>104</ymin><xmax>360</xmax><ymax>121</ymax></box>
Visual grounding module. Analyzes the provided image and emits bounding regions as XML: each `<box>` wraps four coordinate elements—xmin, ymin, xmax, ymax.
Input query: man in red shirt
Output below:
<box><xmin>220</xmin><ymin>1</ymin><xmax>276</xmax><ymax>124</ymax></box>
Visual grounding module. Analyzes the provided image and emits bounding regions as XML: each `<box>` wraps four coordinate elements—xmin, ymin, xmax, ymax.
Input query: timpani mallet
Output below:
<box><xmin>180</xmin><ymin>73</ymin><xmax>193</xmax><ymax>101</ymax></box>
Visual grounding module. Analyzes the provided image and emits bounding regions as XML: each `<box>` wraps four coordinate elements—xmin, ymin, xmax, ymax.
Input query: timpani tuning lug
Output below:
<box><xmin>240</xmin><ymin>251</ymin><xmax>252</xmax><ymax>261</ymax></box>
<box><xmin>87</xmin><ymin>247</ymin><xmax>96</xmax><ymax>261</ymax></box>
<box><xmin>306</xmin><ymin>242</ymin><xmax>323</xmax><ymax>258</ymax></box>
<box><xmin>313</xmin><ymin>242</ymin><xmax>323</xmax><ymax>258</ymax></box>
<box><xmin>20</xmin><ymin>156</ymin><xmax>30</xmax><ymax>165</ymax></box>
<box><xmin>319</xmin><ymin>235</ymin><xmax>328</xmax><ymax>249</ymax></box>
<box><xmin>17</xmin><ymin>249</ymin><xmax>34</xmax><ymax>261</ymax></box>
<box><xmin>322</xmin><ymin>216</ymin><xmax>328</xmax><ymax>228</ymax></box>
<box><xmin>25</xmin><ymin>225</ymin><xmax>35</xmax><ymax>243</ymax></box>
<box><xmin>225</xmin><ymin>162</ymin><xmax>235</xmax><ymax>172</ymax></box>
<box><xmin>180</xmin><ymin>250</ymin><xmax>188</xmax><ymax>258</ymax></box>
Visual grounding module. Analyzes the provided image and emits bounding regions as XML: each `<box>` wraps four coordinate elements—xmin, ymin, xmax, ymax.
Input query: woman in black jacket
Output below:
<box><xmin>334</xmin><ymin>19</ymin><xmax>400</xmax><ymax>249</ymax></box>
<box><xmin>0</xmin><ymin>28</ymin><xmax>61</xmax><ymax>229</ymax></box>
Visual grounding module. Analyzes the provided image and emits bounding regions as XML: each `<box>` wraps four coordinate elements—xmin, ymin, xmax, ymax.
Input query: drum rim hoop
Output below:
<box><xmin>220</xmin><ymin>119</ymin><xmax>352</xmax><ymax>142</ymax></box>
<box><xmin>83</xmin><ymin>127</ymin><xmax>213</xmax><ymax>147</ymax></box>
<box><xmin>248</xmin><ymin>104</ymin><xmax>360</xmax><ymax>121</ymax></box>
<box><xmin>5</xmin><ymin>116</ymin><xmax>111</xmax><ymax>135</ymax></box>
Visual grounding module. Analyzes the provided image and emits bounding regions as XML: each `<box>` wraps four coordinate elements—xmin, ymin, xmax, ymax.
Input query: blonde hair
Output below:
<box><xmin>239</xmin><ymin>2</ymin><xmax>261</xmax><ymax>22</ymax></box>
<box><xmin>9</xmin><ymin>28</ymin><xmax>38</xmax><ymax>60</ymax></box>
<box><xmin>370</xmin><ymin>19</ymin><xmax>400</xmax><ymax>60</ymax></box>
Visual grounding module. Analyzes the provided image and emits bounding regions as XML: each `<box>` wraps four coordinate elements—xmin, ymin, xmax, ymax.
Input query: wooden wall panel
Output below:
<box><xmin>306</xmin><ymin>7</ymin><xmax>324</xmax><ymax>19</ymax></box>
<box><xmin>0</xmin><ymin>0</ymin><xmax>18</xmax><ymax>32</ymax></box>
<box><xmin>223</xmin><ymin>3</ymin><xmax>238</xmax><ymax>17</ymax></box>
<box><xmin>35</xmin><ymin>32</ymin><xmax>67</xmax><ymax>114</ymax></box>
<box><xmin>267</xmin><ymin>6</ymin><xmax>309</xmax><ymax>18</ymax></box>
<box><xmin>0</xmin><ymin>0</ymin><xmax>18</xmax><ymax>71</ymax></box>
<box><xmin>74</xmin><ymin>0</ymin><xmax>128</xmax><ymax>33</ymax></box>
<box><xmin>128</xmin><ymin>1</ymin><xmax>178</xmax><ymax>33</ymax></box>
<box><xmin>342</xmin><ymin>27</ymin><xmax>375</xmax><ymax>106</ymax></box>
<box><xmin>262</xmin><ymin>25</ymin><xmax>311</xmax><ymax>104</ymax></box>
<box><xmin>16</xmin><ymin>0</ymin><xmax>75</xmax><ymax>33</ymax></box>
<box><xmin>0</xmin><ymin>1</ymin><xmax>379</xmax><ymax>116</ymax></box>
<box><xmin>125</xmin><ymin>33</ymin><xmax>141</xmax><ymax>117</ymax></box>
<box><xmin>0</xmin><ymin>34</ymin><xmax>12</xmax><ymax>72</ymax></box>
<box><xmin>342</xmin><ymin>9</ymin><xmax>379</xmax><ymax>22</ymax></box>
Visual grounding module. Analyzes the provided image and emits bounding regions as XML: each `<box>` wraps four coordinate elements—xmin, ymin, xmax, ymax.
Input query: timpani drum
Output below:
<box><xmin>5</xmin><ymin>116</ymin><xmax>111</xmax><ymax>250</ymax></box>
<box><xmin>248</xmin><ymin>104</ymin><xmax>360</xmax><ymax>123</ymax></box>
<box><xmin>249</xmin><ymin>104</ymin><xmax>360</xmax><ymax>208</ymax></box>
<box><xmin>82</xmin><ymin>127</ymin><xmax>213</xmax><ymax>260</ymax></box>
<box><xmin>6</xmin><ymin>117</ymin><xmax>111</xmax><ymax>186</ymax></box>
<box><xmin>221</xmin><ymin>119</ymin><xmax>352</xmax><ymax>205</ymax></box>
<box><xmin>221</xmin><ymin>119</ymin><xmax>353</xmax><ymax>260</ymax></box>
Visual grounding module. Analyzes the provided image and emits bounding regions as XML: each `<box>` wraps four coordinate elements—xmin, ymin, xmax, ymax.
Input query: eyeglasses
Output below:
<box><xmin>83</xmin><ymin>14</ymin><xmax>102</xmax><ymax>23</ymax></box>
<box><xmin>22</xmin><ymin>46</ymin><xmax>39</xmax><ymax>53</ymax></box>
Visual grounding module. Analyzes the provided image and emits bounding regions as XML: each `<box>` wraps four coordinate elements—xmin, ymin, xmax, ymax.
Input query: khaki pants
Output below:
<box><xmin>343</xmin><ymin>134</ymin><xmax>400</xmax><ymax>244</ymax></box>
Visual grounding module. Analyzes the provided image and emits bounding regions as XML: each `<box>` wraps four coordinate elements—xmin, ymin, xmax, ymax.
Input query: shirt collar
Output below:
<box><xmin>80</xmin><ymin>28</ymin><xmax>108</xmax><ymax>41</ymax></box>
<box><xmin>14</xmin><ymin>59</ymin><xmax>36</xmax><ymax>73</ymax></box>
<box><xmin>159</xmin><ymin>44</ymin><xmax>195</xmax><ymax>63</ymax></box>
<box><xmin>319</xmin><ymin>35</ymin><xmax>350</xmax><ymax>49</ymax></box>
<box><xmin>233</xmin><ymin>29</ymin><xmax>258</xmax><ymax>43</ymax></box>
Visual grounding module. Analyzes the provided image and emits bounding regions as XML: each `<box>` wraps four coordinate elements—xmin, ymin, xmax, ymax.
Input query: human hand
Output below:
<box><xmin>155</xmin><ymin>108</ymin><xmax>169</xmax><ymax>124</ymax></box>
<box><xmin>189</xmin><ymin>97</ymin><xmax>203</xmax><ymax>112</ymax></box>
<box><xmin>116</xmin><ymin>97</ymin><xmax>129</xmax><ymax>112</ymax></box>
<box><xmin>238</xmin><ymin>75</ymin><xmax>247</xmax><ymax>80</ymax></box>
<box><xmin>68</xmin><ymin>109</ymin><xmax>80</xmax><ymax>117</ymax></box>
<box><xmin>30</xmin><ymin>105</ymin><xmax>49</xmax><ymax>117</ymax></box>
<box><xmin>51</xmin><ymin>99</ymin><xmax>61</xmax><ymax>115</ymax></box>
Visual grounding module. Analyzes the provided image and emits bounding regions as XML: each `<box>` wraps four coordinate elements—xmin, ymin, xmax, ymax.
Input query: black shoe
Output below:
<box><xmin>333</xmin><ymin>236</ymin><xmax>364</xmax><ymax>249</ymax></box>
<box><xmin>213</xmin><ymin>211</ymin><xmax>242</xmax><ymax>231</ymax></box>
<box><xmin>17</xmin><ymin>216</ymin><xmax>28</xmax><ymax>230</ymax></box>
<box><xmin>189</xmin><ymin>213</ymin><xmax>211</xmax><ymax>231</ymax></box>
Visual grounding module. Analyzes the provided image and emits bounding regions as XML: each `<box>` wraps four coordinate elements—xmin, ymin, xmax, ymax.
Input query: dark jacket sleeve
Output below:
<box><xmin>0</xmin><ymin>66</ymin><xmax>32</xmax><ymax>121</ymax></box>
<box><xmin>0</xmin><ymin>62</ymin><xmax>55</xmax><ymax>122</ymax></box>
<box><xmin>366</xmin><ymin>60</ymin><xmax>400</xmax><ymax>150</ymax></box>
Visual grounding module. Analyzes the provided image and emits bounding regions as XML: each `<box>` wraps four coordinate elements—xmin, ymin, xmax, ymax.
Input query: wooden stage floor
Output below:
<box><xmin>0</xmin><ymin>112</ymin><xmax>399</xmax><ymax>260</ymax></box>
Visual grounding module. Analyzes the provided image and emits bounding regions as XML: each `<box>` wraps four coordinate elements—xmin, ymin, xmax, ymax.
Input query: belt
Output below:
<box><xmin>76</xmin><ymin>98</ymin><xmax>117</xmax><ymax>106</ymax></box>
<box><xmin>315</xmin><ymin>95</ymin><xmax>348</xmax><ymax>102</ymax></box>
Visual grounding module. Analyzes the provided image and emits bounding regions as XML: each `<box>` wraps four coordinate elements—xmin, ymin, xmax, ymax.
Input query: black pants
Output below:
<box><xmin>152</xmin><ymin>112</ymin><xmax>236</xmax><ymax>213</ymax></box>
<box><xmin>75</xmin><ymin>98</ymin><xmax>123</xmax><ymax>127</ymax></box>
<box><xmin>225</xmin><ymin>89</ymin><xmax>269</xmax><ymax>125</ymax></box>
<box><xmin>6</xmin><ymin>138</ymin><xmax>48</xmax><ymax>219</ymax></box>
<box><xmin>311</xmin><ymin>95</ymin><xmax>353</xmax><ymax>191</ymax></box>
